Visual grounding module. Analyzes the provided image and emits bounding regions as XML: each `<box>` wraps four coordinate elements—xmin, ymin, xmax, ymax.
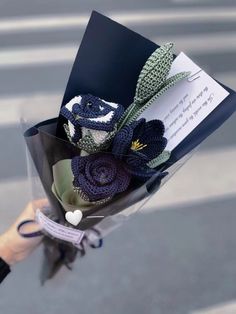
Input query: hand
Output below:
<box><xmin>0</xmin><ymin>199</ymin><xmax>48</xmax><ymax>266</ymax></box>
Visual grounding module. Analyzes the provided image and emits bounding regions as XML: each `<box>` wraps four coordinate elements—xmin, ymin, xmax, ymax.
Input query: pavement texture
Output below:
<box><xmin>0</xmin><ymin>0</ymin><xmax>236</xmax><ymax>313</ymax></box>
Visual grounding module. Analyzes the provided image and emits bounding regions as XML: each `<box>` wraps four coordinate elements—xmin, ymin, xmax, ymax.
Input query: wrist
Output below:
<box><xmin>0</xmin><ymin>234</ymin><xmax>16</xmax><ymax>266</ymax></box>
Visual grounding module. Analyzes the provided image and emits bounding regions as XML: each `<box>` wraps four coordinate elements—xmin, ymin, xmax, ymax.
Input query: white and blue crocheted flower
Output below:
<box><xmin>60</xmin><ymin>94</ymin><xmax>124</xmax><ymax>153</ymax></box>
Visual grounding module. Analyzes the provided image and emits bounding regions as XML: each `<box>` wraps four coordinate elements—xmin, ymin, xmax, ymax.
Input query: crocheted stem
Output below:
<box><xmin>118</xmin><ymin>100</ymin><xmax>139</xmax><ymax>131</ymax></box>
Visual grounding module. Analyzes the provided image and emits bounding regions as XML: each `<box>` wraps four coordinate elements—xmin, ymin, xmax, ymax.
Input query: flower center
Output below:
<box><xmin>89</xmin><ymin>159</ymin><xmax>117</xmax><ymax>186</ymax></box>
<box><xmin>131</xmin><ymin>139</ymin><xmax>147</xmax><ymax>151</ymax></box>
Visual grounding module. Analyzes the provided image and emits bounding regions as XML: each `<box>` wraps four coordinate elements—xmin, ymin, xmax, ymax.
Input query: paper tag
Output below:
<box><xmin>140</xmin><ymin>52</ymin><xmax>229</xmax><ymax>151</ymax></box>
<box><xmin>35</xmin><ymin>210</ymin><xmax>84</xmax><ymax>245</ymax></box>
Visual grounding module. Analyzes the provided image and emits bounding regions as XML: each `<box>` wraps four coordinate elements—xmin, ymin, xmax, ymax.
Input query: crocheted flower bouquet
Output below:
<box><xmin>59</xmin><ymin>40</ymin><xmax>186</xmax><ymax>208</ymax></box>
<box><xmin>52</xmin><ymin>41</ymin><xmax>189</xmax><ymax>228</ymax></box>
<box><xmin>22</xmin><ymin>12</ymin><xmax>236</xmax><ymax>281</ymax></box>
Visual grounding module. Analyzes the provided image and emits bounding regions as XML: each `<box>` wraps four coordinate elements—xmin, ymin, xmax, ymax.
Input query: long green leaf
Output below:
<box><xmin>127</xmin><ymin>71</ymin><xmax>190</xmax><ymax>124</ymax></box>
<box><xmin>135</xmin><ymin>42</ymin><xmax>174</xmax><ymax>103</ymax></box>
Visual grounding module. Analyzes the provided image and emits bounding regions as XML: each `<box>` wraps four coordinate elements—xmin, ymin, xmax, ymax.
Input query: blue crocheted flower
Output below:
<box><xmin>71</xmin><ymin>153</ymin><xmax>131</xmax><ymax>203</ymax></box>
<box><xmin>60</xmin><ymin>95</ymin><xmax>124</xmax><ymax>152</ymax></box>
<box><xmin>112</xmin><ymin>118</ymin><xmax>167</xmax><ymax>179</ymax></box>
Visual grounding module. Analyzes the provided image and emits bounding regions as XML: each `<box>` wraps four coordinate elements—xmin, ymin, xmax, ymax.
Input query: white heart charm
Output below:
<box><xmin>65</xmin><ymin>210</ymin><xmax>83</xmax><ymax>226</ymax></box>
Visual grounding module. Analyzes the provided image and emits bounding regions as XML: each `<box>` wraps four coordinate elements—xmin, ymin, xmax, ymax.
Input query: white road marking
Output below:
<box><xmin>0</xmin><ymin>44</ymin><xmax>75</xmax><ymax>68</ymax></box>
<box><xmin>0</xmin><ymin>8</ymin><xmax>235</xmax><ymax>33</ymax></box>
<box><xmin>0</xmin><ymin>93</ymin><xmax>62</xmax><ymax>126</ymax></box>
<box><xmin>192</xmin><ymin>301</ymin><xmax>236</xmax><ymax>314</ymax></box>
<box><xmin>153</xmin><ymin>32</ymin><xmax>236</xmax><ymax>54</ymax></box>
<box><xmin>0</xmin><ymin>32</ymin><xmax>236</xmax><ymax>68</ymax></box>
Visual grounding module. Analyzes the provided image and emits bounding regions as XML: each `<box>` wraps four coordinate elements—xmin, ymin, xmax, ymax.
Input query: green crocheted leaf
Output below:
<box><xmin>135</xmin><ymin>43</ymin><xmax>174</xmax><ymax>103</ymax></box>
<box><xmin>162</xmin><ymin>71</ymin><xmax>191</xmax><ymax>89</ymax></box>
<box><xmin>118</xmin><ymin>43</ymin><xmax>174</xmax><ymax>130</ymax></box>
<box><xmin>127</xmin><ymin>71</ymin><xmax>190</xmax><ymax>124</ymax></box>
<box><xmin>147</xmin><ymin>151</ymin><xmax>171</xmax><ymax>169</ymax></box>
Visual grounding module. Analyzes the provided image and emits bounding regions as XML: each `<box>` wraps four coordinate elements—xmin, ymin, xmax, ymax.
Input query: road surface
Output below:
<box><xmin>0</xmin><ymin>0</ymin><xmax>236</xmax><ymax>313</ymax></box>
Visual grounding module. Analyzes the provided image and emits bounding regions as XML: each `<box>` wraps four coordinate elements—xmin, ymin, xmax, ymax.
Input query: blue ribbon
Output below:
<box><xmin>17</xmin><ymin>219</ymin><xmax>43</xmax><ymax>238</ymax></box>
<box><xmin>17</xmin><ymin>220</ymin><xmax>103</xmax><ymax>249</ymax></box>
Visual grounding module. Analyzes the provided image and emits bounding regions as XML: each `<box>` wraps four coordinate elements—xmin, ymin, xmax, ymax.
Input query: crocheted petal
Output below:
<box><xmin>60</xmin><ymin>106</ymin><xmax>77</xmax><ymax>126</ymax></box>
<box><xmin>126</xmin><ymin>151</ymin><xmax>149</xmax><ymax>167</ymax></box>
<box><xmin>68</xmin><ymin>122</ymin><xmax>82</xmax><ymax>143</ymax></box>
<box><xmin>78</xmin><ymin>174</ymin><xmax>114</xmax><ymax>202</ymax></box>
<box><xmin>66</xmin><ymin>96</ymin><xmax>82</xmax><ymax>111</ymax></box>
<box><xmin>66</xmin><ymin>121</ymin><xmax>75</xmax><ymax>137</ymax></box>
<box><xmin>60</xmin><ymin>96</ymin><xmax>82</xmax><ymax>125</ymax></box>
<box><xmin>72</xmin><ymin>153</ymin><xmax>130</xmax><ymax>202</ymax></box>
<box><xmin>112</xmin><ymin>125</ymin><xmax>134</xmax><ymax>158</ymax></box>
<box><xmin>77</xmin><ymin>175</ymin><xmax>119</xmax><ymax>202</ymax></box>
<box><xmin>131</xmin><ymin>118</ymin><xmax>146</xmax><ymax>140</ymax></box>
<box><xmin>116</xmin><ymin>164</ymin><xmax>131</xmax><ymax>193</ymax></box>
<box><xmin>73</xmin><ymin>94</ymin><xmax>124</xmax><ymax>132</ymax></box>
<box><xmin>144</xmin><ymin>120</ymin><xmax>165</xmax><ymax>138</ymax></box>
<box><xmin>103</xmin><ymin>100</ymin><xmax>124</xmax><ymax>125</ymax></box>
<box><xmin>74</xmin><ymin>94</ymin><xmax>107</xmax><ymax>118</ymax></box>
<box><xmin>141</xmin><ymin>137</ymin><xmax>167</xmax><ymax>160</ymax></box>
<box><xmin>134</xmin><ymin>120</ymin><xmax>165</xmax><ymax>145</ymax></box>
<box><xmin>71</xmin><ymin>129</ymin><xmax>82</xmax><ymax>144</ymax></box>
<box><xmin>86</xmin><ymin>157</ymin><xmax>117</xmax><ymax>186</ymax></box>
<box><xmin>71</xmin><ymin>155</ymin><xmax>90</xmax><ymax>177</ymax></box>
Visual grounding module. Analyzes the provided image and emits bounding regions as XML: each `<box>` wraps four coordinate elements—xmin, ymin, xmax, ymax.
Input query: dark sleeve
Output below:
<box><xmin>0</xmin><ymin>257</ymin><xmax>10</xmax><ymax>283</ymax></box>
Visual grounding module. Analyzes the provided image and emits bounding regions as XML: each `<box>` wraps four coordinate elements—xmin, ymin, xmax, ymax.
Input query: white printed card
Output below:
<box><xmin>140</xmin><ymin>52</ymin><xmax>229</xmax><ymax>151</ymax></box>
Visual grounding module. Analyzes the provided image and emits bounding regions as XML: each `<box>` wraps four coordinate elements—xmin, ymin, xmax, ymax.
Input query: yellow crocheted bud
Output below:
<box><xmin>131</xmin><ymin>139</ymin><xmax>147</xmax><ymax>151</ymax></box>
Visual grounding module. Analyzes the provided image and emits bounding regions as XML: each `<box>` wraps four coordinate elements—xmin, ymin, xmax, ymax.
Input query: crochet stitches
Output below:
<box><xmin>112</xmin><ymin>118</ymin><xmax>168</xmax><ymax>179</ymax></box>
<box><xmin>147</xmin><ymin>151</ymin><xmax>171</xmax><ymax>169</ymax></box>
<box><xmin>135</xmin><ymin>42</ymin><xmax>174</xmax><ymax>103</ymax></box>
<box><xmin>58</xmin><ymin>43</ymin><xmax>185</xmax><ymax>213</ymax></box>
<box><xmin>60</xmin><ymin>94</ymin><xmax>124</xmax><ymax>153</ymax></box>
<box><xmin>72</xmin><ymin>153</ymin><xmax>131</xmax><ymax>202</ymax></box>
<box><xmin>118</xmin><ymin>43</ymin><xmax>190</xmax><ymax>129</ymax></box>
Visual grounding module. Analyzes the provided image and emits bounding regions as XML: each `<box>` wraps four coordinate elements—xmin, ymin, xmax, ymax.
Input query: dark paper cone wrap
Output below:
<box><xmin>23</xmin><ymin>11</ymin><xmax>236</xmax><ymax>243</ymax></box>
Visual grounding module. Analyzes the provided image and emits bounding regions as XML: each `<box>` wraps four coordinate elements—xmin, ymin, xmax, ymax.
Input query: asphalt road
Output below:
<box><xmin>0</xmin><ymin>0</ymin><xmax>236</xmax><ymax>314</ymax></box>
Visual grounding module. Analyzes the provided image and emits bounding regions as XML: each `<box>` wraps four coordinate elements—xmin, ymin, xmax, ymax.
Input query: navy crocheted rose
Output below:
<box><xmin>112</xmin><ymin>118</ymin><xmax>167</xmax><ymax>179</ymax></box>
<box><xmin>60</xmin><ymin>94</ymin><xmax>124</xmax><ymax>153</ymax></box>
<box><xmin>71</xmin><ymin>153</ymin><xmax>131</xmax><ymax>203</ymax></box>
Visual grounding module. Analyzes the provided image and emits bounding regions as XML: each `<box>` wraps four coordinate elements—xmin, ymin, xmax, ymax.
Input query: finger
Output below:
<box><xmin>10</xmin><ymin>198</ymin><xmax>49</xmax><ymax>230</ymax></box>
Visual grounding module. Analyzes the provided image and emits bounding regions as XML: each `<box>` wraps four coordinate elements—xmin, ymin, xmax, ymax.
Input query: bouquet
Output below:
<box><xmin>21</xmin><ymin>12</ymin><xmax>236</xmax><ymax>283</ymax></box>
